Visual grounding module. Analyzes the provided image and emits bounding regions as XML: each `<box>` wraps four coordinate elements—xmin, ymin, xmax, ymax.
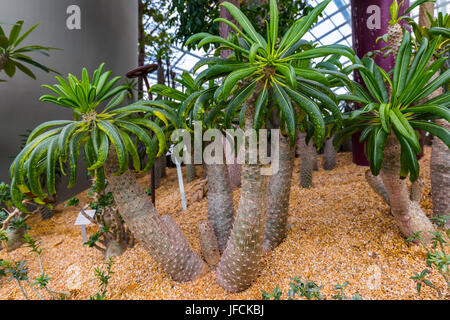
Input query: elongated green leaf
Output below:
<box><xmin>269</xmin><ymin>0</ymin><xmax>279</xmax><ymax>53</ymax></box>
<box><xmin>390</xmin><ymin>108</ymin><xmax>421</xmax><ymax>154</ymax></box>
<box><xmin>273</xmin><ymin>82</ymin><xmax>297</xmax><ymax>146</ymax></box>
<box><xmin>406</xmin><ymin>105</ymin><xmax>450</xmax><ymax>122</ymax></box>
<box><xmin>119</xmin><ymin>129</ymin><xmax>140</xmax><ymax>172</ymax></box>
<box><xmin>253</xmin><ymin>85</ymin><xmax>269</xmax><ymax>131</ymax></box>
<box><xmin>278</xmin><ymin>0</ymin><xmax>331</xmax><ymax>54</ymax></box>
<box><xmin>115</xmin><ymin>120</ymin><xmax>155</xmax><ymax>172</ymax></box>
<box><xmin>276</xmin><ymin>63</ymin><xmax>296</xmax><ymax>88</ymax></box>
<box><xmin>88</xmin><ymin>130</ymin><xmax>109</xmax><ymax>170</ymax></box>
<box><xmin>379</xmin><ymin>103</ymin><xmax>391</xmax><ymax>133</ymax></box>
<box><xmin>97</xmin><ymin>120</ymin><xmax>128</xmax><ymax>175</ymax></box>
<box><xmin>46</xmin><ymin>138</ymin><xmax>59</xmax><ymax>196</ymax></box>
<box><xmin>220</xmin><ymin>1</ymin><xmax>267</xmax><ymax>48</ymax></box>
<box><xmin>68</xmin><ymin>131</ymin><xmax>88</xmax><ymax>188</ymax></box>
<box><xmin>220</xmin><ymin>66</ymin><xmax>258</xmax><ymax>100</ymax></box>
<box><xmin>127</xmin><ymin>118</ymin><xmax>166</xmax><ymax>158</ymax></box>
<box><xmin>410</xmin><ymin>120</ymin><xmax>450</xmax><ymax>148</ymax></box>
<box><xmin>284</xmin><ymin>85</ymin><xmax>326</xmax><ymax>147</ymax></box>
<box><xmin>224</xmin><ymin>80</ymin><xmax>257</xmax><ymax>127</ymax></box>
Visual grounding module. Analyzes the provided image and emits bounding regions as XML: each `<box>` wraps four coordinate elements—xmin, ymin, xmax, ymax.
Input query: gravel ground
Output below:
<box><xmin>0</xmin><ymin>147</ymin><xmax>448</xmax><ymax>300</ymax></box>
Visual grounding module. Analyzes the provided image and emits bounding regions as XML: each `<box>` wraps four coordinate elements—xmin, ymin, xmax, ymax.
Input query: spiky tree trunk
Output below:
<box><xmin>323</xmin><ymin>134</ymin><xmax>337</xmax><ymax>170</ymax></box>
<box><xmin>198</xmin><ymin>219</ymin><xmax>220</xmax><ymax>266</ymax></box>
<box><xmin>431</xmin><ymin>118</ymin><xmax>450</xmax><ymax>227</ymax></box>
<box><xmin>312</xmin><ymin>143</ymin><xmax>318</xmax><ymax>171</ymax></box>
<box><xmin>380</xmin><ymin>134</ymin><xmax>435</xmax><ymax>243</ymax></box>
<box><xmin>4</xmin><ymin>227</ymin><xmax>26</xmax><ymax>252</ymax></box>
<box><xmin>418</xmin><ymin>3</ymin><xmax>450</xmax><ymax>227</ymax></box>
<box><xmin>263</xmin><ymin>133</ymin><xmax>294</xmax><ymax>252</ymax></box>
<box><xmin>205</xmin><ymin>158</ymin><xmax>234</xmax><ymax>253</ymax></box>
<box><xmin>365</xmin><ymin>170</ymin><xmax>390</xmax><ymax>205</ymax></box>
<box><xmin>104</xmin><ymin>151</ymin><xmax>206</xmax><ymax>282</ymax></box>
<box><xmin>154</xmin><ymin>155</ymin><xmax>166</xmax><ymax>188</ymax></box>
<box><xmin>228</xmin><ymin>161</ymin><xmax>242</xmax><ymax>190</ymax></box>
<box><xmin>216</xmin><ymin>87</ymin><xmax>268</xmax><ymax>292</ymax></box>
<box><xmin>297</xmin><ymin>133</ymin><xmax>313</xmax><ymax>188</ymax></box>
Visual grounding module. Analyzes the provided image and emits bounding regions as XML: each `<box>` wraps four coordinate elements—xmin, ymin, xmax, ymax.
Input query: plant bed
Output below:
<box><xmin>0</xmin><ymin>149</ymin><xmax>447</xmax><ymax>300</ymax></box>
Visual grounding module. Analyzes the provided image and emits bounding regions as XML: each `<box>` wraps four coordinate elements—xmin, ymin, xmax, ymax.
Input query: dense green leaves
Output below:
<box><xmin>0</xmin><ymin>20</ymin><xmax>58</xmax><ymax>81</ymax></box>
<box><xmin>186</xmin><ymin>0</ymin><xmax>346</xmax><ymax>148</ymax></box>
<box><xmin>334</xmin><ymin>32</ymin><xmax>449</xmax><ymax>182</ymax></box>
<box><xmin>9</xmin><ymin>64</ymin><xmax>168</xmax><ymax>211</ymax></box>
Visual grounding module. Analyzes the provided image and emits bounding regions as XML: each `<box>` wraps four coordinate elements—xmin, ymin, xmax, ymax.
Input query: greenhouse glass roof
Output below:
<box><xmin>146</xmin><ymin>0</ymin><xmax>450</xmax><ymax>86</ymax></box>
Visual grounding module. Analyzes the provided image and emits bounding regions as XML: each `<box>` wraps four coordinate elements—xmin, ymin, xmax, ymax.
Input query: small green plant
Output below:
<box><xmin>408</xmin><ymin>227</ymin><xmax>450</xmax><ymax>297</ymax></box>
<box><xmin>261</xmin><ymin>286</ymin><xmax>282</xmax><ymax>300</ymax></box>
<box><xmin>0</xmin><ymin>234</ymin><xmax>67</xmax><ymax>299</ymax></box>
<box><xmin>89</xmin><ymin>257</ymin><xmax>115</xmax><ymax>300</ymax></box>
<box><xmin>66</xmin><ymin>191</ymin><xmax>134</xmax><ymax>257</ymax></box>
<box><xmin>332</xmin><ymin>281</ymin><xmax>363</xmax><ymax>300</ymax></box>
<box><xmin>261</xmin><ymin>277</ymin><xmax>362</xmax><ymax>300</ymax></box>
<box><xmin>287</xmin><ymin>276</ymin><xmax>323</xmax><ymax>300</ymax></box>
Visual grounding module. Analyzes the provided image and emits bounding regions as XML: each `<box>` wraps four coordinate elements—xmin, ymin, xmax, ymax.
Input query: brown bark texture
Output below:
<box><xmin>104</xmin><ymin>151</ymin><xmax>206</xmax><ymax>282</ymax></box>
<box><xmin>263</xmin><ymin>133</ymin><xmax>294</xmax><ymax>252</ymax></box>
<box><xmin>216</xmin><ymin>87</ymin><xmax>268</xmax><ymax>292</ymax></box>
<box><xmin>380</xmin><ymin>134</ymin><xmax>435</xmax><ymax>243</ymax></box>
<box><xmin>297</xmin><ymin>133</ymin><xmax>313</xmax><ymax>188</ymax></box>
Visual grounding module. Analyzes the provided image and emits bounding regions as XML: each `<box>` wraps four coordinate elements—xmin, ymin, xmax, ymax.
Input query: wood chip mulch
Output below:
<box><xmin>0</xmin><ymin>147</ymin><xmax>448</xmax><ymax>300</ymax></box>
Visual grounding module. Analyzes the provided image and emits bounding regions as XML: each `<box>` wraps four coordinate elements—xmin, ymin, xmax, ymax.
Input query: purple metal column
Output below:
<box><xmin>350</xmin><ymin>0</ymin><xmax>410</xmax><ymax>166</ymax></box>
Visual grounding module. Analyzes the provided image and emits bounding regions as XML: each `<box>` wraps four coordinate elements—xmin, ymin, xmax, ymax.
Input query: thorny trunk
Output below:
<box><xmin>228</xmin><ymin>161</ymin><xmax>242</xmax><ymax>190</ymax></box>
<box><xmin>198</xmin><ymin>219</ymin><xmax>220</xmax><ymax>266</ymax></box>
<box><xmin>365</xmin><ymin>170</ymin><xmax>390</xmax><ymax>206</ymax></box>
<box><xmin>323</xmin><ymin>135</ymin><xmax>337</xmax><ymax>170</ymax></box>
<box><xmin>380</xmin><ymin>134</ymin><xmax>435</xmax><ymax>243</ymax></box>
<box><xmin>3</xmin><ymin>227</ymin><xmax>26</xmax><ymax>252</ymax></box>
<box><xmin>312</xmin><ymin>143</ymin><xmax>318</xmax><ymax>171</ymax></box>
<box><xmin>104</xmin><ymin>150</ymin><xmax>206</xmax><ymax>282</ymax></box>
<box><xmin>297</xmin><ymin>133</ymin><xmax>313</xmax><ymax>188</ymax></box>
<box><xmin>154</xmin><ymin>156</ymin><xmax>165</xmax><ymax>189</ymax></box>
<box><xmin>263</xmin><ymin>133</ymin><xmax>294</xmax><ymax>252</ymax></box>
<box><xmin>417</xmin><ymin>2</ymin><xmax>449</xmax><ymax>226</ymax></box>
<box><xmin>426</xmin><ymin>83</ymin><xmax>449</xmax><ymax>227</ymax></box>
<box><xmin>205</xmin><ymin>154</ymin><xmax>234</xmax><ymax>253</ymax></box>
<box><xmin>431</xmin><ymin>118</ymin><xmax>450</xmax><ymax>227</ymax></box>
<box><xmin>105</xmin><ymin>239</ymin><xmax>128</xmax><ymax>259</ymax></box>
<box><xmin>216</xmin><ymin>87</ymin><xmax>268</xmax><ymax>293</ymax></box>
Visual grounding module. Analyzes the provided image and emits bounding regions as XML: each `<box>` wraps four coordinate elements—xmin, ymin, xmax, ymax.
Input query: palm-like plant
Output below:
<box><xmin>335</xmin><ymin>32</ymin><xmax>450</xmax><ymax>243</ymax></box>
<box><xmin>9</xmin><ymin>64</ymin><xmax>206</xmax><ymax>282</ymax></box>
<box><xmin>0</xmin><ymin>21</ymin><xmax>57</xmax><ymax>81</ymax></box>
<box><xmin>187</xmin><ymin>0</ymin><xmax>352</xmax><ymax>292</ymax></box>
